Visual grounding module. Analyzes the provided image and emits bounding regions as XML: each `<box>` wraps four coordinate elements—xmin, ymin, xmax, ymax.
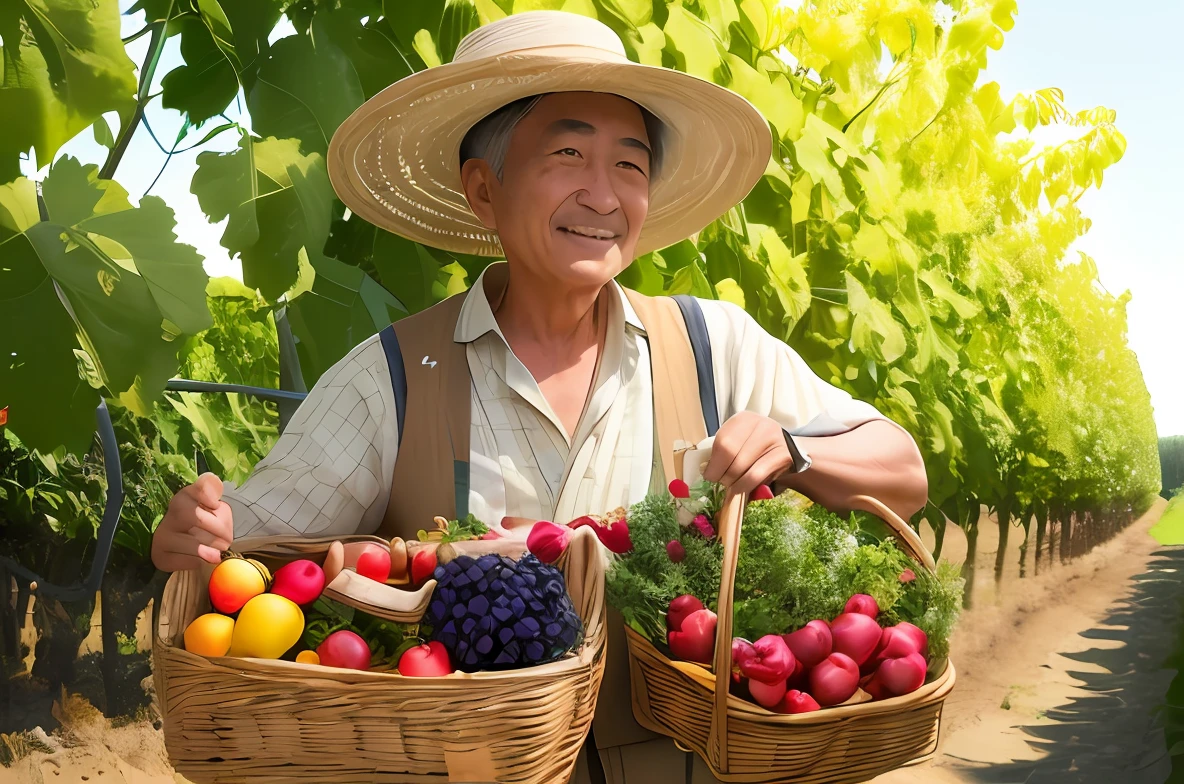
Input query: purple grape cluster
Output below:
<box><xmin>426</xmin><ymin>553</ymin><xmax>584</xmax><ymax>672</ymax></box>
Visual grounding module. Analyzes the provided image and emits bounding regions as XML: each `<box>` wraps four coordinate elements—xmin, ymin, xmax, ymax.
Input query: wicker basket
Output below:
<box><xmin>625</xmin><ymin>493</ymin><xmax>956</xmax><ymax>783</ymax></box>
<box><xmin>153</xmin><ymin>527</ymin><xmax>606</xmax><ymax>783</ymax></box>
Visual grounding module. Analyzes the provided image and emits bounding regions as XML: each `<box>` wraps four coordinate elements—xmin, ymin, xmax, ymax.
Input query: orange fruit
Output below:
<box><xmin>296</xmin><ymin>650</ymin><xmax>320</xmax><ymax>665</ymax></box>
<box><xmin>184</xmin><ymin>613</ymin><xmax>235</xmax><ymax>657</ymax></box>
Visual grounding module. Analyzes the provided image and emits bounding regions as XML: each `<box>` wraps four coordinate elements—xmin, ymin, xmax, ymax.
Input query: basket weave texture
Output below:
<box><xmin>625</xmin><ymin>493</ymin><xmax>956</xmax><ymax>783</ymax></box>
<box><xmin>153</xmin><ymin>527</ymin><xmax>606</xmax><ymax>783</ymax></box>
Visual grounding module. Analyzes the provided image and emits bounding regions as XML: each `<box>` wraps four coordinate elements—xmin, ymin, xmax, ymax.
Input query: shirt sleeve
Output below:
<box><xmin>697</xmin><ymin>299</ymin><xmax>893</xmax><ymax>437</ymax></box>
<box><xmin>222</xmin><ymin>333</ymin><xmax>400</xmax><ymax>539</ymax></box>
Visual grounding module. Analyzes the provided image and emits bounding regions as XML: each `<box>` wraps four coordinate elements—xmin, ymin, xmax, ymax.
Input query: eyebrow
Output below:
<box><xmin>544</xmin><ymin>118</ymin><xmax>652</xmax><ymax>162</ymax></box>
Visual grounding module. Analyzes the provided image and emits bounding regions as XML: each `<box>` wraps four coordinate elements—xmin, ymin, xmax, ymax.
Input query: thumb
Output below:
<box><xmin>193</xmin><ymin>472</ymin><xmax>224</xmax><ymax>510</ymax></box>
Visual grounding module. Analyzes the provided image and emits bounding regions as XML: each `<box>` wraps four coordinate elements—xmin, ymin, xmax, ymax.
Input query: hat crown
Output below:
<box><xmin>453</xmin><ymin>11</ymin><xmax>628</xmax><ymax>63</ymax></box>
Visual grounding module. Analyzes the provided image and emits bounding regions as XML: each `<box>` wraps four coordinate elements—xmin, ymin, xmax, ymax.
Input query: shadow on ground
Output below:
<box><xmin>956</xmin><ymin>547</ymin><xmax>1184</xmax><ymax>784</ymax></box>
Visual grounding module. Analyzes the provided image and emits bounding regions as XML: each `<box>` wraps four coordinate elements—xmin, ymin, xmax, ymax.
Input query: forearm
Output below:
<box><xmin>775</xmin><ymin>420</ymin><xmax>928</xmax><ymax>522</ymax></box>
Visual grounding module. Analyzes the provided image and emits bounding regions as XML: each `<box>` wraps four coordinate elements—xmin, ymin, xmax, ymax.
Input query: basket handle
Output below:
<box><xmin>707</xmin><ymin>492</ymin><xmax>936</xmax><ymax>774</ymax></box>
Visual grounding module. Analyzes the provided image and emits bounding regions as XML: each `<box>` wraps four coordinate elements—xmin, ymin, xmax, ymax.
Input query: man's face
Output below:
<box><xmin>464</xmin><ymin>92</ymin><xmax>653</xmax><ymax>289</ymax></box>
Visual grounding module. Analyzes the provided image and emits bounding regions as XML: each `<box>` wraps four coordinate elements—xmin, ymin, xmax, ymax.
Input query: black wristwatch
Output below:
<box><xmin>782</xmin><ymin>429</ymin><xmax>812</xmax><ymax>474</ymax></box>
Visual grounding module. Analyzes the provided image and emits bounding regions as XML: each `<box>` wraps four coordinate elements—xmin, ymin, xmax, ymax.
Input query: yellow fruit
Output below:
<box><xmin>228</xmin><ymin>593</ymin><xmax>304</xmax><ymax>659</ymax></box>
<box><xmin>184</xmin><ymin>613</ymin><xmax>235</xmax><ymax>657</ymax></box>
<box><xmin>295</xmin><ymin>650</ymin><xmax>320</xmax><ymax>665</ymax></box>
<box><xmin>208</xmin><ymin>557</ymin><xmax>268</xmax><ymax>614</ymax></box>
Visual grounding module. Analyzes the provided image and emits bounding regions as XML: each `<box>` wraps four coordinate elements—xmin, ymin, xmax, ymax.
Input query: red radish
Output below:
<box><xmin>316</xmin><ymin>630</ymin><xmax>371</xmax><ymax>670</ymax></box>
<box><xmin>809</xmin><ymin>652</ymin><xmax>860</xmax><ymax>706</ymax></box>
<box><xmin>782</xmin><ymin>620</ymin><xmax>832</xmax><ymax>669</ymax></box>
<box><xmin>732</xmin><ymin>637</ymin><xmax>756</xmax><ymax>675</ymax></box>
<box><xmin>748</xmin><ymin>678</ymin><xmax>787</xmax><ymax>709</ymax></box>
<box><xmin>270</xmin><ymin>559</ymin><xmax>325</xmax><ymax>605</ymax></box>
<box><xmin>786</xmin><ymin>657</ymin><xmax>807</xmax><ymax>689</ymax></box>
<box><xmin>750</xmin><ymin>484</ymin><xmax>775</xmax><ymax>501</ymax></box>
<box><xmin>666</xmin><ymin>595</ymin><xmax>705</xmax><ymax>634</ymax></box>
<box><xmin>398</xmin><ymin>641</ymin><xmax>453</xmax><ymax>676</ymax></box>
<box><xmin>892</xmin><ymin>622</ymin><xmax>929</xmax><ymax>658</ymax></box>
<box><xmin>668</xmin><ymin>479</ymin><xmax>690</xmax><ymax>498</ymax></box>
<box><xmin>355</xmin><ymin>546</ymin><xmax>392</xmax><ymax>583</ymax></box>
<box><xmin>777</xmin><ymin>689</ymin><xmax>821</xmax><ymax>714</ymax></box>
<box><xmin>666</xmin><ymin>540</ymin><xmax>686</xmax><ymax>562</ymax></box>
<box><xmin>877</xmin><ymin>652</ymin><xmax>927</xmax><ymax>695</ymax></box>
<box><xmin>738</xmin><ymin>635</ymin><xmax>796</xmax><ymax>685</ymax></box>
<box><xmin>868</xmin><ymin>624</ymin><xmax>927</xmax><ymax>673</ymax></box>
<box><xmin>527</xmin><ymin>520</ymin><xmax>571</xmax><ymax>564</ymax></box>
<box><xmin>843</xmin><ymin>594</ymin><xmax>879</xmax><ymax>619</ymax></box>
<box><xmin>410</xmin><ymin>549</ymin><xmax>438</xmax><ymax>585</ymax></box>
<box><xmin>899</xmin><ymin>568</ymin><xmax>917</xmax><ymax>583</ymax></box>
<box><xmin>861</xmin><ymin>672</ymin><xmax>892</xmax><ymax>701</ymax></box>
<box><xmin>830</xmin><ymin>613</ymin><xmax>881</xmax><ymax>666</ymax></box>
<box><xmin>667</xmin><ymin>608</ymin><xmax>716</xmax><ymax>664</ymax></box>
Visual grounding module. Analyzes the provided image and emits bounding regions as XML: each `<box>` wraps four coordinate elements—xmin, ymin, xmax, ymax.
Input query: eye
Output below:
<box><xmin>618</xmin><ymin>161</ymin><xmax>646</xmax><ymax>174</ymax></box>
<box><xmin>555</xmin><ymin>148</ymin><xmax>582</xmax><ymax>157</ymax></box>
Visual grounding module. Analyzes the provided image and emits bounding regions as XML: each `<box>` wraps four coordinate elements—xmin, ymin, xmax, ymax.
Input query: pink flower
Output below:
<box><xmin>691</xmin><ymin>514</ymin><xmax>715</xmax><ymax>539</ymax></box>
<box><xmin>668</xmin><ymin>479</ymin><xmax>690</xmax><ymax>498</ymax></box>
<box><xmin>899</xmin><ymin>568</ymin><xmax>916</xmax><ymax>584</ymax></box>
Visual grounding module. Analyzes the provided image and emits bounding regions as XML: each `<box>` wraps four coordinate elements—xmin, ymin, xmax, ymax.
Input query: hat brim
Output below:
<box><xmin>328</xmin><ymin>47</ymin><xmax>773</xmax><ymax>257</ymax></box>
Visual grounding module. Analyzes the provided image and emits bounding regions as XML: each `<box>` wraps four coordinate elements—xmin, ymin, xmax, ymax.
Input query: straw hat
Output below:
<box><xmin>327</xmin><ymin>10</ymin><xmax>772</xmax><ymax>257</ymax></box>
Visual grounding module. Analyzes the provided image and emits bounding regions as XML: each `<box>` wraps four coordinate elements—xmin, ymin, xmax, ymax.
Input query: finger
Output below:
<box><xmin>704</xmin><ymin>418</ymin><xmax>757</xmax><ymax>483</ymax></box>
<box><xmin>720</xmin><ymin>436</ymin><xmax>777</xmax><ymax>489</ymax></box>
<box><xmin>192</xmin><ymin>473</ymin><xmax>224</xmax><ymax>510</ymax></box>
<box><xmin>187</xmin><ymin>523</ymin><xmax>232</xmax><ymax>552</ymax></box>
<box><xmin>196</xmin><ymin>543</ymin><xmax>224</xmax><ymax>565</ymax></box>
<box><xmin>193</xmin><ymin>503</ymin><xmax>234</xmax><ymax>540</ymax></box>
<box><xmin>734</xmin><ymin>449</ymin><xmax>790</xmax><ymax>496</ymax></box>
<box><xmin>158</xmin><ymin>534</ymin><xmax>214</xmax><ymax>571</ymax></box>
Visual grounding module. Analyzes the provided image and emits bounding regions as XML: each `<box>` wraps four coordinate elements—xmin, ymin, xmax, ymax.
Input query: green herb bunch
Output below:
<box><xmin>606</xmin><ymin>486</ymin><xmax>964</xmax><ymax>657</ymax></box>
<box><xmin>300</xmin><ymin>596</ymin><xmax>426</xmax><ymax>668</ymax></box>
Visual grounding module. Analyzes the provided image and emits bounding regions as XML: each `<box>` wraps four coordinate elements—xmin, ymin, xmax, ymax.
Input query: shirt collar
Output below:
<box><xmin>454</xmin><ymin>261</ymin><xmax>646</xmax><ymax>344</ymax></box>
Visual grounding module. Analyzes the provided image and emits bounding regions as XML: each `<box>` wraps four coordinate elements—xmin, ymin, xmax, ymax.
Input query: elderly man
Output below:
<box><xmin>152</xmin><ymin>10</ymin><xmax>927</xmax><ymax>783</ymax></box>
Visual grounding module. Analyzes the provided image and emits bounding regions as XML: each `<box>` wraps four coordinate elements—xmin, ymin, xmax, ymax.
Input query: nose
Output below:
<box><xmin>574</xmin><ymin>160</ymin><xmax>621</xmax><ymax>216</ymax></box>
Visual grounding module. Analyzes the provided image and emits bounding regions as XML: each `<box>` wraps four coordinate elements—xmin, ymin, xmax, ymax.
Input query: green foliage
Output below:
<box><xmin>1160</xmin><ymin>436</ymin><xmax>1184</xmax><ymax>500</ymax></box>
<box><xmin>0</xmin><ymin>158</ymin><xmax>210</xmax><ymax>454</ymax></box>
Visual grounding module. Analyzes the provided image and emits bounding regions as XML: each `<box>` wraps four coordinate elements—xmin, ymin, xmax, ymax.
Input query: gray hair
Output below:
<box><xmin>459</xmin><ymin>93</ymin><xmax>667</xmax><ymax>182</ymax></box>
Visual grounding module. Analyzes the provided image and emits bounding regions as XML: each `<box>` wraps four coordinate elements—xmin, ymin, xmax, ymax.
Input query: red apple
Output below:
<box><xmin>667</xmin><ymin>608</ymin><xmax>716</xmax><ymax>664</ymax></box>
<box><xmin>862</xmin><ymin>672</ymin><xmax>892</xmax><ymax>701</ymax></box>
<box><xmin>270</xmin><ymin>559</ymin><xmax>326</xmax><ymax>606</ymax></box>
<box><xmin>830</xmin><ymin>613</ymin><xmax>882</xmax><ymax>666</ymax></box>
<box><xmin>782</xmin><ymin>620</ymin><xmax>832</xmax><ymax>669</ymax></box>
<box><xmin>398</xmin><ymin>641</ymin><xmax>453</xmax><ymax>676</ymax></box>
<box><xmin>316</xmin><ymin>630</ymin><xmax>371</xmax><ymax>670</ymax></box>
<box><xmin>777</xmin><ymin>689</ymin><xmax>821</xmax><ymax>714</ymax></box>
<box><xmin>748</xmin><ymin>678</ymin><xmax>788</xmax><ymax>709</ymax></box>
<box><xmin>355</xmin><ymin>545</ymin><xmax>392</xmax><ymax>583</ymax></box>
<box><xmin>843</xmin><ymin>594</ymin><xmax>879</xmax><ymax>619</ymax></box>
<box><xmin>666</xmin><ymin>594</ymin><xmax>705</xmax><ymax>634</ymax></box>
<box><xmin>750</xmin><ymin>484</ymin><xmax>775</xmax><ymax>501</ymax></box>
<box><xmin>892</xmin><ymin>622</ymin><xmax>929</xmax><ymax>659</ymax></box>
<box><xmin>410</xmin><ymin>549</ymin><xmax>438</xmax><ymax>586</ymax></box>
<box><xmin>877</xmin><ymin>652</ymin><xmax>927</xmax><ymax>696</ymax></box>
<box><xmin>809</xmin><ymin>652</ymin><xmax>860</xmax><ymax>706</ymax></box>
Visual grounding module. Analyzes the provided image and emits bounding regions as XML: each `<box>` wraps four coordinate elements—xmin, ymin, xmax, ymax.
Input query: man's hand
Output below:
<box><xmin>151</xmin><ymin>473</ymin><xmax>234</xmax><ymax>573</ymax></box>
<box><xmin>702</xmin><ymin>411</ymin><xmax>795</xmax><ymax>496</ymax></box>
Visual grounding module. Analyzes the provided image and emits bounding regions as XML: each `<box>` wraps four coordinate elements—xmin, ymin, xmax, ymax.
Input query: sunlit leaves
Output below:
<box><xmin>0</xmin><ymin>159</ymin><xmax>210</xmax><ymax>453</ymax></box>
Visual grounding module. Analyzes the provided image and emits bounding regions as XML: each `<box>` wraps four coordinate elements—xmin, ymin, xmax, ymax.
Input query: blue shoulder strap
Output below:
<box><xmin>379</xmin><ymin>324</ymin><xmax>408</xmax><ymax>449</ymax></box>
<box><xmin>671</xmin><ymin>294</ymin><xmax>720</xmax><ymax>437</ymax></box>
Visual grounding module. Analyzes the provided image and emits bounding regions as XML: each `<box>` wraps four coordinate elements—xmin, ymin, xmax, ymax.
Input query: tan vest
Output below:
<box><xmin>377</xmin><ymin>271</ymin><xmax>709</xmax><ymax>750</ymax></box>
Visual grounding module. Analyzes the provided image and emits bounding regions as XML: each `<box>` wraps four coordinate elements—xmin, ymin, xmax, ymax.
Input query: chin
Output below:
<box><xmin>551</xmin><ymin>254</ymin><xmax>631</xmax><ymax>288</ymax></box>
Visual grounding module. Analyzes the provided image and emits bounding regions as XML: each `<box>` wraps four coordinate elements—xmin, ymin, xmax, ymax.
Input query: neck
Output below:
<box><xmin>491</xmin><ymin>265</ymin><xmax>607</xmax><ymax>354</ymax></box>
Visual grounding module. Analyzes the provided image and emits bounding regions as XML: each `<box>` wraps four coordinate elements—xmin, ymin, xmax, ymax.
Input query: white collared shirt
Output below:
<box><xmin>225</xmin><ymin>263</ymin><xmax>891</xmax><ymax>540</ymax></box>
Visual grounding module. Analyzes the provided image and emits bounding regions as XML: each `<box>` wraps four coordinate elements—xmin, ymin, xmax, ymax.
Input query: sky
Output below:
<box><xmin>23</xmin><ymin>1</ymin><xmax>1184</xmax><ymax>436</ymax></box>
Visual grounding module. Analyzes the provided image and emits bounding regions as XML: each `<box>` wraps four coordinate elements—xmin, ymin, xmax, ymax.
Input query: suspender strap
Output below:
<box><xmin>671</xmin><ymin>294</ymin><xmax>720</xmax><ymax>437</ymax></box>
<box><xmin>379</xmin><ymin>325</ymin><xmax>408</xmax><ymax>448</ymax></box>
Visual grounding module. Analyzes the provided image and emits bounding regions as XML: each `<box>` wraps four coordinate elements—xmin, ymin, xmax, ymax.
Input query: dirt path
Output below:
<box><xmin>875</xmin><ymin>496</ymin><xmax>1175</xmax><ymax>783</ymax></box>
<box><xmin>2</xmin><ymin>499</ymin><xmax>1174</xmax><ymax>784</ymax></box>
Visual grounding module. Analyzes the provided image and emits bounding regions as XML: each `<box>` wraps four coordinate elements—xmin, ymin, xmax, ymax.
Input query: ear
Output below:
<box><xmin>460</xmin><ymin>158</ymin><xmax>499</xmax><ymax>231</ymax></box>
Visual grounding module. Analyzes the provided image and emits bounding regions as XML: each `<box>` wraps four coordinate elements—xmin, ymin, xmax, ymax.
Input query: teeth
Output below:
<box><xmin>562</xmin><ymin>226</ymin><xmax>615</xmax><ymax>239</ymax></box>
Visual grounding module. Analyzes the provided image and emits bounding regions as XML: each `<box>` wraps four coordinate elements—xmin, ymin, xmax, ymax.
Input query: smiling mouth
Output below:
<box><xmin>558</xmin><ymin>225</ymin><xmax>620</xmax><ymax>241</ymax></box>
